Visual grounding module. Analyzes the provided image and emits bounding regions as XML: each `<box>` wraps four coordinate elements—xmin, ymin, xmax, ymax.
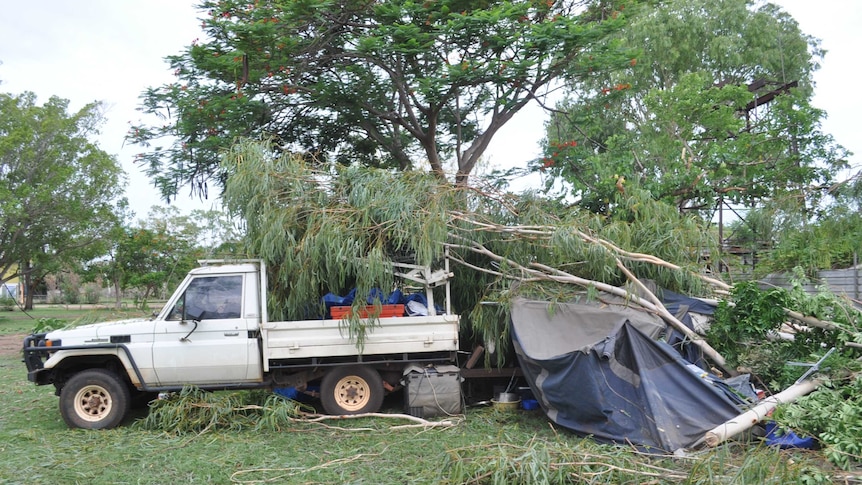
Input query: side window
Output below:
<box><xmin>169</xmin><ymin>275</ymin><xmax>243</xmax><ymax>321</ymax></box>
<box><xmin>167</xmin><ymin>296</ymin><xmax>185</xmax><ymax>321</ymax></box>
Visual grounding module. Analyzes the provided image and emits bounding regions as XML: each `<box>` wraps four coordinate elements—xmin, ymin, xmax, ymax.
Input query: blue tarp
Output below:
<box><xmin>764</xmin><ymin>421</ymin><xmax>817</xmax><ymax>449</ymax></box>
<box><xmin>511</xmin><ymin>296</ymin><xmax>744</xmax><ymax>452</ymax></box>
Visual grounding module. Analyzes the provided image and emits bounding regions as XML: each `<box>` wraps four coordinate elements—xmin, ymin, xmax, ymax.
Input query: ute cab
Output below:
<box><xmin>22</xmin><ymin>261</ymin><xmax>268</xmax><ymax>428</ymax></box>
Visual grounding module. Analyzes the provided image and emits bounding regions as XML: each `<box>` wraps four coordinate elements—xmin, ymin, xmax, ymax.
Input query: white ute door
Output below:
<box><xmin>153</xmin><ymin>274</ymin><xmax>255</xmax><ymax>386</ymax></box>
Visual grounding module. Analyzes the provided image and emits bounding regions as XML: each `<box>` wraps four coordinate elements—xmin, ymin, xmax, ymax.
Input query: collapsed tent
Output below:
<box><xmin>511</xmin><ymin>296</ymin><xmax>744</xmax><ymax>452</ymax></box>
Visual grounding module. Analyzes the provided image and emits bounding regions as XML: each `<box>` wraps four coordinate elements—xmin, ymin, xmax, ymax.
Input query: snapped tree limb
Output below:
<box><xmin>702</xmin><ymin>378</ymin><xmax>823</xmax><ymax>447</ymax></box>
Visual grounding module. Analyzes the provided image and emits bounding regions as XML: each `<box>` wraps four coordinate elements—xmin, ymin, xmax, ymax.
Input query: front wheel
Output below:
<box><xmin>59</xmin><ymin>369</ymin><xmax>131</xmax><ymax>429</ymax></box>
<box><xmin>320</xmin><ymin>366</ymin><xmax>384</xmax><ymax>415</ymax></box>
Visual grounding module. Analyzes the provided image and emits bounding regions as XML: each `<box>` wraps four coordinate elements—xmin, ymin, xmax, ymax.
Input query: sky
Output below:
<box><xmin>1</xmin><ymin>1</ymin><xmax>860</xmax><ymax>220</ymax></box>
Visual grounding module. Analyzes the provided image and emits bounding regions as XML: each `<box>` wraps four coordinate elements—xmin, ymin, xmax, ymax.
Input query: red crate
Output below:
<box><xmin>330</xmin><ymin>304</ymin><xmax>405</xmax><ymax>319</ymax></box>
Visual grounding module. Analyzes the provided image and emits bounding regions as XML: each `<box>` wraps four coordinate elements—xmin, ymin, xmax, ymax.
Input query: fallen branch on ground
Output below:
<box><xmin>296</xmin><ymin>411</ymin><xmax>461</xmax><ymax>429</ymax></box>
<box><xmin>702</xmin><ymin>378</ymin><xmax>823</xmax><ymax>447</ymax></box>
<box><xmin>231</xmin><ymin>447</ymin><xmax>390</xmax><ymax>483</ymax></box>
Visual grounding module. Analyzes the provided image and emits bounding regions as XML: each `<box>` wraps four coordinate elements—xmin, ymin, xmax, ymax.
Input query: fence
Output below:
<box><xmin>759</xmin><ymin>266</ymin><xmax>862</xmax><ymax>308</ymax></box>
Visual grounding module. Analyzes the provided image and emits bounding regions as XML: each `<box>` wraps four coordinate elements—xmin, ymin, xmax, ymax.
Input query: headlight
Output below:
<box><xmin>45</xmin><ymin>339</ymin><xmax>61</xmax><ymax>348</ymax></box>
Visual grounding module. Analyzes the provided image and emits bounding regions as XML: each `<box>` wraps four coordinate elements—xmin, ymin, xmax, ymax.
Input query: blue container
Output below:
<box><xmin>274</xmin><ymin>386</ymin><xmax>319</xmax><ymax>403</ymax></box>
<box><xmin>517</xmin><ymin>386</ymin><xmax>535</xmax><ymax>401</ymax></box>
<box><xmin>521</xmin><ymin>399</ymin><xmax>539</xmax><ymax>411</ymax></box>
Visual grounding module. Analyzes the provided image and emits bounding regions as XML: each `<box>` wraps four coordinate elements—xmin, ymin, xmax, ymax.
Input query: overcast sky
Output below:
<box><xmin>1</xmin><ymin>1</ymin><xmax>859</xmax><ymax>220</ymax></box>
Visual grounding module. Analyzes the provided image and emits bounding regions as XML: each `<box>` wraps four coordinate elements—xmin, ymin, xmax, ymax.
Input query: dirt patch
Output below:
<box><xmin>0</xmin><ymin>333</ymin><xmax>24</xmax><ymax>357</ymax></box>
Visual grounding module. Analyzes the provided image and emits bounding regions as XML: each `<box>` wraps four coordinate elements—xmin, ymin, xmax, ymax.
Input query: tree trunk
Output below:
<box><xmin>23</xmin><ymin>261</ymin><xmax>34</xmax><ymax>310</ymax></box>
<box><xmin>702</xmin><ymin>378</ymin><xmax>822</xmax><ymax>447</ymax></box>
<box><xmin>113</xmin><ymin>277</ymin><xmax>122</xmax><ymax>309</ymax></box>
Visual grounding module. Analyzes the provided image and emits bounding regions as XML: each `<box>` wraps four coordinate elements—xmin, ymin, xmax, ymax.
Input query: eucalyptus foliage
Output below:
<box><xmin>224</xmin><ymin>139</ymin><xmax>718</xmax><ymax>360</ymax></box>
<box><xmin>137</xmin><ymin>387</ymin><xmax>306</xmax><ymax>434</ymax></box>
<box><xmin>224</xmin><ymin>139</ymin><xmax>457</xmax><ymax>322</ymax></box>
<box><xmin>441</xmin><ymin>434</ymin><xmax>826</xmax><ymax>484</ymax></box>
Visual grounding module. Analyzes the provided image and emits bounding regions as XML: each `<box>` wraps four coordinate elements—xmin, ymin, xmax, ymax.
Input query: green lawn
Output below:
<box><xmin>0</xmin><ymin>307</ymin><xmax>842</xmax><ymax>484</ymax></box>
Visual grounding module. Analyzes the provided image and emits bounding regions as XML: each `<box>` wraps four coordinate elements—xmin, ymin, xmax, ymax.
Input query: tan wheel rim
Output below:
<box><xmin>333</xmin><ymin>375</ymin><xmax>371</xmax><ymax>412</ymax></box>
<box><xmin>73</xmin><ymin>384</ymin><xmax>113</xmax><ymax>422</ymax></box>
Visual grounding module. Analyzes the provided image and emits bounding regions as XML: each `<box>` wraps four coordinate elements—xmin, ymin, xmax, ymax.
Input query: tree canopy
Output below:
<box><xmin>0</xmin><ymin>92</ymin><xmax>124</xmax><ymax>291</ymax></box>
<box><xmin>539</xmin><ymin>0</ymin><xmax>849</xmax><ymax>216</ymax></box>
<box><xmin>130</xmin><ymin>0</ymin><xmax>636</xmax><ymax>200</ymax></box>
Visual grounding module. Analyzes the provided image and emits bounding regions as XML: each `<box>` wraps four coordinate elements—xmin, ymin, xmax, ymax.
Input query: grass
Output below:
<box><xmin>0</xmin><ymin>307</ymin><xmax>848</xmax><ymax>484</ymax></box>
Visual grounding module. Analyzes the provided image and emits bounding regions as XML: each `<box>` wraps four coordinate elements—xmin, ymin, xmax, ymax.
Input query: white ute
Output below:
<box><xmin>23</xmin><ymin>259</ymin><xmax>459</xmax><ymax>429</ymax></box>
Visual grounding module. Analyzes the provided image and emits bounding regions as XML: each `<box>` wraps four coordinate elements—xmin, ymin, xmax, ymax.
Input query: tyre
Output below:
<box><xmin>59</xmin><ymin>369</ymin><xmax>131</xmax><ymax>429</ymax></box>
<box><xmin>320</xmin><ymin>365</ymin><xmax>384</xmax><ymax>415</ymax></box>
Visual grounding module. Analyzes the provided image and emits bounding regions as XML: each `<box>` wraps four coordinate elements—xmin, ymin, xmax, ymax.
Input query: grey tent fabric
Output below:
<box><xmin>511</xmin><ymin>297</ymin><xmax>742</xmax><ymax>452</ymax></box>
<box><xmin>510</xmin><ymin>297</ymin><xmax>666</xmax><ymax>358</ymax></box>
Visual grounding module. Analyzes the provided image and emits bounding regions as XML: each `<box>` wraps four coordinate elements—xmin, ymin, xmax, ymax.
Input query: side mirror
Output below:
<box><xmin>180</xmin><ymin>318</ymin><xmax>200</xmax><ymax>342</ymax></box>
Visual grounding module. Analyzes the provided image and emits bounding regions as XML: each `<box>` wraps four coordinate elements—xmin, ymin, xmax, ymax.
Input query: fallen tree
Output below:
<box><xmin>220</xmin><ymin>141</ymin><xmax>862</xmax><ymax>464</ymax></box>
<box><xmin>222</xmin><ymin>140</ymin><xmax>724</xmax><ymax>365</ymax></box>
<box><xmin>221</xmin><ymin>141</ymin><xmax>862</xmax><ymax>363</ymax></box>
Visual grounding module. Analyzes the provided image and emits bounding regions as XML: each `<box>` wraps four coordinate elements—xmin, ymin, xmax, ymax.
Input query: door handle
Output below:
<box><xmin>224</xmin><ymin>332</ymin><xmax>239</xmax><ymax>337</ymax></box>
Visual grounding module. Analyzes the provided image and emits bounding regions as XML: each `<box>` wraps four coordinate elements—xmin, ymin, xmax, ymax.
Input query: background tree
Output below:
<box><xmin>755</xmin><ymin>204</ymin><xmax>862</xmax><ymax>276</ymax></box>
<box><xmin>84</xmin><ymin>205</ymin><xmax>243</xmax><ymax>308</ymax></box>
<box><xmin>129</xmin><ymin>0</ymin><xmax>636</xmax><ymax>200</ymax></box>
<box><xmin>0</xmin><ymin>92</ymin><xmax>125</xmax><ymax>309</ymax></box>
<box><xmin>539</xmin><ymin>0</ymin><xmax>848</xmax><ymax>218</ymax></box>
<box><xmin>185</xmin><ymin>208</ymin><xmax>244</xmax><ymax>258</ymax></box>
<box><xmin>80</xmin><ymin>201</ymin><xmax>137</xmax><ymax>309</ymax></box>
<box><xmin>751</xmin><ymin>172</ymin><xmax>861</xmax><ymax>275</ymax></box>
<box><xmin>117</xmin><ymin>207</ymin><xmax>202</xmax><ymax>307</ymax></box>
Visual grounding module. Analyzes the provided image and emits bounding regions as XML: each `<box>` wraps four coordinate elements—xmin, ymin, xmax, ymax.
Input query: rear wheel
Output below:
<box><xmin>59</xmin><ymin>369</ymin><xmax>131</xmax><ymax>429</ymax></box>
<box><xmin>320</xmin><ymin>366</ymin><xmax>384</xmax><ymax>415</ymax></box>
